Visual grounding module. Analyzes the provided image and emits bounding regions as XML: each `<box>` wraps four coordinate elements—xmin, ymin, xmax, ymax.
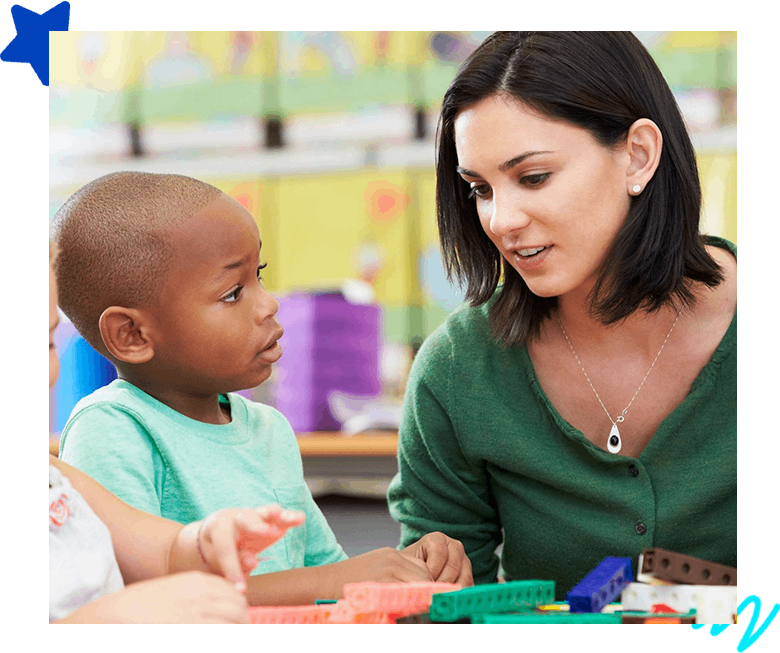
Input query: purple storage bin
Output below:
<box><xmin>275</xmin><ymin>292</ymin><xmax>381</xmax><ymax>432</ymax></box>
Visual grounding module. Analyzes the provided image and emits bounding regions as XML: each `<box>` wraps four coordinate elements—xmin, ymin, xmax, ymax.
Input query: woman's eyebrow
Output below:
<box><xmin>456</xmin><ymin>150</ymin><xmax>554</xmax><ymax>178</ymax></box>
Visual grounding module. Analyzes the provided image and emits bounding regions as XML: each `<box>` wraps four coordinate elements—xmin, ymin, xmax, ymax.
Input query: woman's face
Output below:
<box><xmin>454</xmin><ymin>95</ymin><xmax>632</xmax><ymax>301</ymax></box>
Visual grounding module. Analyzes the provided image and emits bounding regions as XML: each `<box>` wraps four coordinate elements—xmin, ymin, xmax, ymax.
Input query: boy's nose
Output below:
<box><xmin>256</xmin><ymin>287</ymin><xmax>280</xmax><ymax>321</ymax></box>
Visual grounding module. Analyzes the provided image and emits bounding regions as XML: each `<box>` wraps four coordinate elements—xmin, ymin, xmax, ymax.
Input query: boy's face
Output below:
<box><xmin>149</xmin><ymin>194</ymin><xmax>283</xmax><ymax>394</ymax></box>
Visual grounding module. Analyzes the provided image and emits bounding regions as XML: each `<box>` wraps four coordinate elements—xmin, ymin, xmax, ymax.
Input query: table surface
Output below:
<box><xmin>295</xmin><ymin>432</ymin><xmax>398</xmax><ymax>457</ymax></box>
<box><xmin>49</xmin><ymin>432</ymin><xmax>399</xmax><ymax>459</ymax></box>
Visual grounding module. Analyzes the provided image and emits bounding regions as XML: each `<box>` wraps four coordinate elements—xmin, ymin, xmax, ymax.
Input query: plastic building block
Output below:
<box><xmin>567</xmin><ymin>557</ymin><xmax>633</xmax><ymax>613</ymax></box>
<box><xmin>251</xmin><ymin>583</ymin><xmax>464</xmax><ymax>624</ymax></box>
<box><xmin>326</xmin><ymin>599</ymin><xmax>395</xmax><ymax>624</ymax></box>
<box><xmin>429</xmin><ymin>580</ymin><xmax>555</xmax><ymax>622</ymax></box>
<box><xmin>394</xmin><ymin>612</ymin><xmax>433</xmax><ymax>624</ymax></box>
<box><xmin>637</xmin><ymin>547</ymin><xmax>737</xmax><ymax>586</ymax></box>
<box><xmin>248</xmin><ymin>604</ymin><xmax>334</xmax><ymax>624</ymax></box>
<box><xmin>620</xmin><ymin>610</ymin><xmax>697</xmax><ymax>624</ymax></box>
<box><xmin>620</xmin><ymin>582</ymin><xmax>737</xmax><ymax>624</ymax></box>
<box><xmin>650</xmin><ymin>603</ymin><xmax>676</xmax><ymax>613</ymax></box>
<box><xmin>471</xmin><ymin>612</ymin><xmax>622</xmax><ymax>624</ymax></box>
<box><xmin>342</xmin><ymin>581</ymin><xmax>461</xmax><ymax>615</ymax></box>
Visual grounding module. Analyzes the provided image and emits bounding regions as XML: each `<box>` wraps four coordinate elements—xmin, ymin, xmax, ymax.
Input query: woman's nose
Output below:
<box><xmin>487</xmin><ymin>194</ymin><xmax>532</xmax><ymax>237</ymax></box>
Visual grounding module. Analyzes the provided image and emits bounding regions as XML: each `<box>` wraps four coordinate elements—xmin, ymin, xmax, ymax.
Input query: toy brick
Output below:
<box><xmin>429</xmin><ymin>580</ymin><xmax>555</xmax><ymax>622</ymax></box>
<box><xmin>637</xmin><ymin>548</ymin><xmax>737</xmax><ymax>586</ymax></box>
<box><xmin>248</xmin><ymin>604</ymin><xmax>334</xmax><ymax>624</ymax></box>
<box><xmin>567</xmin><ymin>557</ymin><xmax>633</xmax><ymax>613</ymax></box>
<box><xmin>342</xmin><ymin>581</ymin><xmax>461</xmax><ymax>615</ymax></box>
<box><xmin>325</xmin><ymin>599</ymin><xmax>396</xmax><ymax>624</ymax></box>
<box><xmin>471</xmin><ymin>612</ymin><xmax>622</xmax><ymax>624</ymax></box>
<box><xmin>620</xmin><ymin>609</ymin><xmax>697</xmax><ymax>624</ymax></box>
<box><xmin>394</xmin><ymin>612</ymin><xmax>433</xmax><ymax>624</ymax></box>
<box><xmin>620</xmin><ymin>582</ymin><xmax>737</xmax><ymax>624</ymax></box>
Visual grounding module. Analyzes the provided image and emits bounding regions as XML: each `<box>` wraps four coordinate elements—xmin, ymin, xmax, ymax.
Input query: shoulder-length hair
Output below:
<box><xmin>436</xmin><ymin>31</ymin><xmax>724</xmax><ymax>346</ymax></box>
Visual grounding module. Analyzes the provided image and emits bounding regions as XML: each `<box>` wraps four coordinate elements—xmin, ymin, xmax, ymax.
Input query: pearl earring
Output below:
<box><xmin>632</xmin><ymin>184</ymin><xmax>642</xmax><ymax>193</ymax></box>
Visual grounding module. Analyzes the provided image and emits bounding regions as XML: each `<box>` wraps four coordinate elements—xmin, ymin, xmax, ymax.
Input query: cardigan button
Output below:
<box><xmin>636</xmin><ymin>522</ymin><xmax>647</xmax><ymax>535</ymax></box>
<box><xmin>628</xmin><ymin>464</ymin><xmax>639</xmax><ymax>477</ymax></box>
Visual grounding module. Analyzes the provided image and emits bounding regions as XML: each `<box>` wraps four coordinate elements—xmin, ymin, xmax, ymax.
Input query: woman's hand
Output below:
<box><xmin>403</xmin><ymin>532</ymin><xmax>474</xmax><ymax>586</ymax></box>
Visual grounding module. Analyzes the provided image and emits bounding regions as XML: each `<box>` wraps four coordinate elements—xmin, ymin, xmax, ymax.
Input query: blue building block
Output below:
<box><xmin>567</xmin><ymin>557</ymin><xmax>633</xmax><ymax>613</ymax></box>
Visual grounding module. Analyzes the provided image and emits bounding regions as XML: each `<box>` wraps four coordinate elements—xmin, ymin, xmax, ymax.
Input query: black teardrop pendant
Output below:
<box><xmin>607</xmin><ymin>423</ymin><xmax>622</xmax><ymax>454</ymax></box>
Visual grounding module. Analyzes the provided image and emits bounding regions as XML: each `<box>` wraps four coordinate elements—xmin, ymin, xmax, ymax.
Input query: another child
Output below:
<box><xmin>49</xmin><ymin>254</ymin><xmax>306</xmax><ymax>623</ymax></box>
<box><xmin>53</xmin><ymin>172</ymin><xmax>472</xmax><ymax>606</ymax></box>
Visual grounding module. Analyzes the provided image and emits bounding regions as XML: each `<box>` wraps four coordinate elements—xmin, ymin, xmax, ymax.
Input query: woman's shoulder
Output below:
<box><xmin>420</xmin><ymin>301</ymin><xmax>494</xmax><ymax>354</ymax></box>
<box><xmin>701</xmin><ymin>236</ymin><xmax>737</xmax><ymax>319</ymax></box>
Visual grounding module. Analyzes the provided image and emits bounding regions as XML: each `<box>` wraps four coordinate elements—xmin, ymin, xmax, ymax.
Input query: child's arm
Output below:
<box><xmin>49</xmin><ymin>456</ymin><xmax>181</xmax><ymax>579</ymax></box>
<box><xmin>49</xmin><ymin>456</ymin><xmax>304</xmax><ymax>588</ymax></box>
<box><xmin>245</xmin><ymin>546</ymin><xmax>435</xmax><ymax>605</ymax></box>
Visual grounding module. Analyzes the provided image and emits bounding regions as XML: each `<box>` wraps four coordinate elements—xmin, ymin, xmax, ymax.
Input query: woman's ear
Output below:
<box><xmin>625</xmin><ymin>118</ymin><xmax>663</xmax><ymax>196</ymax></box>
<box><xmin>99</xmin><ymin>307</ymin><xmax>156</xmax><ymax>364</ymax></box>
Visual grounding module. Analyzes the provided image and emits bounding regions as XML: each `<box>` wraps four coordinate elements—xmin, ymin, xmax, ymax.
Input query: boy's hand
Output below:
<box><xmin>325</xmin><ymin>547</ymin><xmax>434</xmax><ymax>598</ymax></box>
<box><xmin>402</xmin><ymin>532</ymin><xmax>474</xmax><ymax>586</ymax></box>
<box><xmin>196</xmin><ymin>504</ymin><xmax>305</xmax><ymax>591</ymax></box>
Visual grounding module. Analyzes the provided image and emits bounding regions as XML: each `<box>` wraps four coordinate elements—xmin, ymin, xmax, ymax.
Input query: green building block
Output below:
<box><xmin>471</xmin><ymin>612</ymin><xmax>622</xmax><ymax>624</ymax></box>
<box><xmin>429</xmin><ymin>580</ymin><xmax>555</xmax><ymax>622</ymax></box>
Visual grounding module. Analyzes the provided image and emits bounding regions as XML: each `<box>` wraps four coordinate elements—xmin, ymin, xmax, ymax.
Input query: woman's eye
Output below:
<box><xmin>467</xmin><ymin>184</ymin><xmax>491</xmax><ymax>199</ymax></box>
<box><xmin>466</xmin><ymin>174</ymin><xmax>550</xmax><ymax>199</ymax></box>
<box><xmin>257</xmin><ymin>263</ymin><xmax>268</xmax><ymax>281</ymax></box>
<box><xmin>521</xmin><ymin>173</ymin><xmax>550</xmax><ymax>187</ymax></box>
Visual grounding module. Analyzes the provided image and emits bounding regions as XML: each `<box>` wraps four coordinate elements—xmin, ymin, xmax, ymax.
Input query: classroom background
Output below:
<box><xmin>48</xmin><ymin>31</ymin><xmax>737</xmax><ymax>556</ymax></box>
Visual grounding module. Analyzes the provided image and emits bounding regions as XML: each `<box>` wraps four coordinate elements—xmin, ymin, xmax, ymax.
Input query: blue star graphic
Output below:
<box><xmin>1</xmin><ymin>2</ymin><xmax>70</xmax><ymax>86</ymax></box>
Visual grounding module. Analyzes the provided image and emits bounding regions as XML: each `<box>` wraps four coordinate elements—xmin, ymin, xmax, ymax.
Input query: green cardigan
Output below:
<box><xmin>388</xmin><ymin>238</ymin><xmax>736</xmax><ymax>598</ymax></box>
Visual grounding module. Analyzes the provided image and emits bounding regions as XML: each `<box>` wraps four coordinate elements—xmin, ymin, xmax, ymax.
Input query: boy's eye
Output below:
<box><xmin>223</xmin><ymin>263</ymin><xmax>268</xmax><ymax>302</ymax></box>
<box><xmin>223</xmin><ymin>286</ymin><xmax>243</xmax><ymax>303</ymax></box>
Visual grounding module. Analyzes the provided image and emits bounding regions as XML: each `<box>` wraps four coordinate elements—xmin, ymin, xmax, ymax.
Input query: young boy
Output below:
<box><xmin>50</xmin><ymin>248</ymin><xmax>307</xmax><ymax>623</ymax></box>
<box><xmin>53</xmin><ymin>172</ymin><xmax>472</xmax><ymax>605</ymax></box>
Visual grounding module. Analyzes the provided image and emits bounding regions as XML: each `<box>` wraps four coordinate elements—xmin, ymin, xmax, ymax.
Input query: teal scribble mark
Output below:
<box><xmin>0</xmin><ymin>2</ymin><xmax>70</xmax><ymax>85</ymax></box>
<box><xmin>691</xmin><ymin>595</ymin><xmax>779</xmax><ymax>651</ymax></box>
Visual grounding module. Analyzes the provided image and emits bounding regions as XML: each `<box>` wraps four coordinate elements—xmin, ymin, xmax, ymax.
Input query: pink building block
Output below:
<box><xmin>342</xmin><ymin>581</ymin><xmax>462</xmax><ymax>615</ymax></box>
<box><xmin>249</xmin><ymin>582</ymin><xmax>463</xmax><ymax>624</ymax></box>
<box><xmin>248</xmin><ymin>604</ymin><xmax>334</xmax><ymax>624</ymax></box>
<box><xmin>325</xmin><ymin>599</ymin><xmax>398</xmax><ymax>624</ymax></box>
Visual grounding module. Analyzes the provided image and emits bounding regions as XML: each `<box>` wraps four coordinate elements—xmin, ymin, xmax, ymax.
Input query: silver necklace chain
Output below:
<box><xmin>555</xmin><ymin>307</ymin><xmax>683</xmax><ymax>452</ymax></box>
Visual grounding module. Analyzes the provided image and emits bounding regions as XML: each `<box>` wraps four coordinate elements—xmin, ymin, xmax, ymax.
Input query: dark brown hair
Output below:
<box><xmin>436</xmin><ymin>31</ymin><xmax>724</xmax><ymax>346</ymax></box>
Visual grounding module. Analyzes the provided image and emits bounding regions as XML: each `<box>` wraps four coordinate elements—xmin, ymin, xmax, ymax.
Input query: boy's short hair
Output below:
<box><xmin>51</xmin><ymin>171</ymin><xmax>223</xmax><ymax>353</ymax></box>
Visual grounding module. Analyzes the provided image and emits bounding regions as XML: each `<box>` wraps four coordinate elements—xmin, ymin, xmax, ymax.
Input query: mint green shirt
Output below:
<box><xmin>388</xmin><ymin>238</ymin><xmax>736</xmax><ymax>598</ymax></box>
<box><xmin>59</xmin><ymin>380</ymin><xmax>347</xmax><ymax>574</ymax></box>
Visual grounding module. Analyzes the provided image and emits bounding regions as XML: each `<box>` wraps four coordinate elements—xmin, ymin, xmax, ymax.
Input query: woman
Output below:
<box><xmin>388</xmin><ymin>32</ymin><xmax>736</xmax><ymax>598</ymax></box>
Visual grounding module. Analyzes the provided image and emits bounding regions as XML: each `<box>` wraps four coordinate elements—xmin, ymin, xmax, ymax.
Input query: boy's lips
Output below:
<box><xmin>259</xmin><ymin>341</ymin><xmax>283</xmax><ymax>363</ymax></box>
<box><xmin>258</xmin><ymin>328</ymin><xmax>284</xmax><ymax>361</ymax></box>
<box><xmin>262</xmin><ymin>328</ymin><xmax>284</xmax><ymax>351</ymax></box>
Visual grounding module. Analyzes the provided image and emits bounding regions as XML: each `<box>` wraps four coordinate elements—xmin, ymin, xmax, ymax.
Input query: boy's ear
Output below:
<box><xmin>99</xmin><ymin>307</ymin><xmax>156</xmax><ymax>364</ymax></box>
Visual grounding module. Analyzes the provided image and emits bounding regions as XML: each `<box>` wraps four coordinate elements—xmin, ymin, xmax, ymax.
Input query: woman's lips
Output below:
<box><xmin>511</xmin><ymin>245</ymin><xmax>552</xmax><ymax>271</ymax></box>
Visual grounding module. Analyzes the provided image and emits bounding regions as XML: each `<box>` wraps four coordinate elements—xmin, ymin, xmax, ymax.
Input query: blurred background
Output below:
<box><xmin>48</xmin><ymin>31</ymin><xmax>737</xmax><ymax>555</ymax></box>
